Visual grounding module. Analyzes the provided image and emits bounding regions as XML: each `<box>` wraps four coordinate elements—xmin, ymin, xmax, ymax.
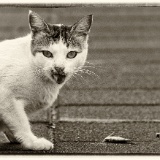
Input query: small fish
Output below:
<box><xmin>103</xmin><ymin>132</ymin><xmax>132</xmax><ymax>143</ymax></box>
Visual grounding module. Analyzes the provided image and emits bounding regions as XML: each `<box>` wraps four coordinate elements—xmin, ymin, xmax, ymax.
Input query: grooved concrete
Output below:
<box><xmin>63</xmin><ymin>52</ymin><xmax>160</xmax><ymax>90</ymax></box>
<box><xmin>53</xmin><ymin>121</ymin><xmax>160</xmax><ymax>154</ymax></box>
<box><xmin>1</xmin><ymin>6</ymin><xmax>160</xmax><ymax>50</ymax></box>
<box><xmin>59</xmin><ymin>90</ymin><xmax>160</xmax><ymax>105</ymax></box>
<box><xmin>0</xmin><ymin>5</ymin><xmax>160</xmax><ymax>155</ymax></box>
<box><xmin>2</xmin><ymin>121</ymin><xmax>160</xmax><ymax>154</ymax></box>
<box><xmin>58</xmin><ymin>105</ymin><xmax>160</xmax><ymax>120</ymax></box>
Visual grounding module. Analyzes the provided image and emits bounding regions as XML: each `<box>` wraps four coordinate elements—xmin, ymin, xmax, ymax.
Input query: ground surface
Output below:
<box><xmin>0</xmin><ymin>121</ymin><xmax>160</xmax><ymax>155</ymax></box>
<box><xmin>0</xmin><ymin>5</ymin><xmax>160</xmax><ymax>155</ymax></box>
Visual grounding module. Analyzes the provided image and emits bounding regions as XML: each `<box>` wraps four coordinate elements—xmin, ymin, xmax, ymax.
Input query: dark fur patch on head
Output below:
<box><xmin>48</xmin><ymin>24</ymin><xmax>71</xmax><ymax>45</ymax></box>
<box><xmin>31</xmin><ymin>24</ymin><xmax>88</xmax><ymax>56</ymax></box>
<box><xmin>29</xmin><ymin>11</ymin><xmax>92</xmax><ymax>56</ymax></box>
<box><xmin>48</xmin><ymin>24</ymin><xmax>86</xmax><ymax>49</ymax></box>
<box><xmin>31</xmin><ymin>31</ymin><xmax>51</xmax><ymax>55</ymax></box>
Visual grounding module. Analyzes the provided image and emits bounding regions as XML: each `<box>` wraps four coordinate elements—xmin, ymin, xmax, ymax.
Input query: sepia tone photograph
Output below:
<box><xmin>0</xmin><ymin>1</ymin><xmax>159</xmax><ymax>156</ymax></box>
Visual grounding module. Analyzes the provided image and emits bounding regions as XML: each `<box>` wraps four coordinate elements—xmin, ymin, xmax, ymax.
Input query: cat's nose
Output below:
<box><xmin>52</xmin><ymin>67</ymin><xmax>66</xmax><ymax>84</ymax></box>
<box><xmin>54</xmin><ymin>66</ymin><xmax>65</xmax><ymax>75</ymax></box>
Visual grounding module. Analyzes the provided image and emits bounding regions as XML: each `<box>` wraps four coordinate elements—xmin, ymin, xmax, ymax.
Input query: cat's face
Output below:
<box><xmin>29</xmin><ymin>10</ymin><xmax>93</xmax><ymax>85</ymax></box>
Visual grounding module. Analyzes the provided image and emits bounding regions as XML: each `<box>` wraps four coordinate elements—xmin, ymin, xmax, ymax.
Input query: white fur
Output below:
<box><xmin>0</xmin><ymin>9</ymin><xmax>92</xmax><ymax>150</ymax></box>
<box><xmin>0</xmin><ymin>32</ymin><xmax>88</xmax><ymax>150</ymax></box>
<box><xmin>0</xmin><ymin>34</ymin><xmax>60</xmax><ymax>110</ymax></box>
<box><xmin>0</xmin><ymin>34</ymin><xmax>61</xmax><ymax>150</ymax></box>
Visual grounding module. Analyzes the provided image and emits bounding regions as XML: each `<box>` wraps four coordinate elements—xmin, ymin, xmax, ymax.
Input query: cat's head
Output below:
<box><xmin>28</xmin><ymin>10</ymin><xmax>93</xmax><ymax>85</ymax></box>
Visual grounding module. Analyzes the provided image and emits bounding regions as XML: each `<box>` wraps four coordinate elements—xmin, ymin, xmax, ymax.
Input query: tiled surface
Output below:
<box><xmin>0</xmin><ymin>5</ymin><xmax>160</xmax><ymax>154</ymax></box>
<box><xmin>1</xmin><ymin>121</ymin><xmax>160</xmax><ymax>154</ymax></box>
<box><xmin>59</xmin><ymin>90</ymin><xmax>160</xmax><ymax>105</ymax></box>
<box><xmin>53</xmin><ymin>121</ymin><xmax>160</xmax><ymax>154</ymax></box>
<box><xmin>58</xmin><ymin>105</ymin><xmax>160</xmax><ymax>120</ymax></box>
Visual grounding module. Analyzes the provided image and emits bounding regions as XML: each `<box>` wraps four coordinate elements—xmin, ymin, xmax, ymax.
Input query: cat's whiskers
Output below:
<box><xmin>69</xmin><ymin>68</ymin><xmax>87</xmax><ymax>84</ymax></box>
<box><xmin>70</xmin><ymin>66</ymin><xmax>99</xmax><ymax>86</ymax></box>
<box><xmin>82</xmin><ymin>65</ymin><xmax>96</xmax><ymax>69</ymax></box>
<box><xmin>67</xmin><ymin>72</ymin><xmax>83</xmax><ymax>86</ymax></box>
<box><xmin>85</xmin><ymin>61</ymin><xmax>95</xmax><ymax>65</ymax></box>
<box><xmin>85</xmin><ymin>61</ymin><xmax>106</xmax><ymax>71</ymax></box>
<box><xmin>77</xmin><ymin>68</ymin><xmax>100</xmax><ymax>80</ymax></box>
<box><xmin>73</xmin><ymin>71</ymin><xmax>89</xmax><ymax>84</ymax></box>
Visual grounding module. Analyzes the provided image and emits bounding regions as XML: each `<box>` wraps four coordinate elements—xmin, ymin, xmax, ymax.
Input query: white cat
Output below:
<box><xmin>0</xmin><ymin>10</ymin><xmax>93</xmax><ymax>150</ymax></box>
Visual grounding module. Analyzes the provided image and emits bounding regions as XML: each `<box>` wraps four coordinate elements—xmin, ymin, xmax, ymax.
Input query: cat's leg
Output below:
<box><xmin>0</xmin><ymin>96</ymin><xmax>53</xmax><ymax>150</ymax></box>
<box><xmin>4</xmin><ymin>128</ymin><xmax>19</xmax><ymax>143</ymax></box>
<box><xmin>0</xmin><ymin>120</ymin><xmax>17</xmax><ymax>143</ymax></box>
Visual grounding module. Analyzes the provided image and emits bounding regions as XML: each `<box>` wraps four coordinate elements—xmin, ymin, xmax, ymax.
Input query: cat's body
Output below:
<box><xmin>0</xmin><ymin>34</ymin><xmax>60</xmax><ymax>114</ymax></box>
<box><xmin>0</xmin><ymin>11</ymin><xmax>92</xmax><ymax>150</ymax></box>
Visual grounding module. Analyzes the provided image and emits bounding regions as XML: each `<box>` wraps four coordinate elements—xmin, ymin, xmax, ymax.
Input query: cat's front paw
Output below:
<box><xmin>22</xmin><ymin>137</ymin><xmax>54</xmax><ymax>150</ymax></box>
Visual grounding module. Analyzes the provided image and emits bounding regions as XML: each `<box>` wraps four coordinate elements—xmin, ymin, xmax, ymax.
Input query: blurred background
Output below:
<box><xmin>1</xmin><ymin>6</ymin><xmax>160</xmax><ymax>121</ymax></box>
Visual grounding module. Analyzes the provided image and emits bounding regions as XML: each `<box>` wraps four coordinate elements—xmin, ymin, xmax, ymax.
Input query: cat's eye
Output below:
<box><xmin>67</xmin><ymin>51</ymin><xmax>78</xmax><ymax>59</ymax></box>
<box><xmin>42</xmin><ymin>50</ymin><xmax>53</xmax><ymax>58</ymax></box>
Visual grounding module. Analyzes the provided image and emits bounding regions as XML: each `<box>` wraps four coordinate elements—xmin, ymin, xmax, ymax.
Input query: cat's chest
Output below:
<box><xmin>38</xmin><ymin>85</ymin><xmax>58</xmax><ymax>107</ymax></box>
<box><xmin>4</xmin><ymin>63</ymin><xmax>60</xmax><ymax>111</ymax></box>
<box><xmin>24</xmin><ymin>84</ymin><xmax>59</xmax><ymax>113</ymax></box>
<box><xmin>12</xmin><ymin>74</ymin><xmax>60</xmax><ymax>111</ymax></box>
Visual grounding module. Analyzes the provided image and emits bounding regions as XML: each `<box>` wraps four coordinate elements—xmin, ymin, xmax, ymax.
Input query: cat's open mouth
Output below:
<box><xmin>51</xmin><ymin>73</ymin><xmax>66</xmax><ymax>84</ymax></box>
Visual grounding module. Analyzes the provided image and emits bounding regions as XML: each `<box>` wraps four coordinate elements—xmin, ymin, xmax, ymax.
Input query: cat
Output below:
<box><xmin>0</xmin><ymin>10</ymin><xmax>93</xmax><ymax>150</ymax></box>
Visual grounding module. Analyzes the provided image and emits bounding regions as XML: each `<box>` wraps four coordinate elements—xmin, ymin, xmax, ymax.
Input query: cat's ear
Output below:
<box><xmin>28</xmin><ymin>10</ymin><xmax>50</xmax><ymax>33</ymax></box>
<box><xmin>71</xmin><ymin>15</ymin><xmax>93</xmax><ymax>35</ymax></box>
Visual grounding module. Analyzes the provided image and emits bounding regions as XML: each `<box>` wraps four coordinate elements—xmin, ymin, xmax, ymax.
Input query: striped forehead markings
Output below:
<box><xmin>31</xmin><ymin>24</ymin><xmax>82</xmax><ymax>55</ymax></box>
